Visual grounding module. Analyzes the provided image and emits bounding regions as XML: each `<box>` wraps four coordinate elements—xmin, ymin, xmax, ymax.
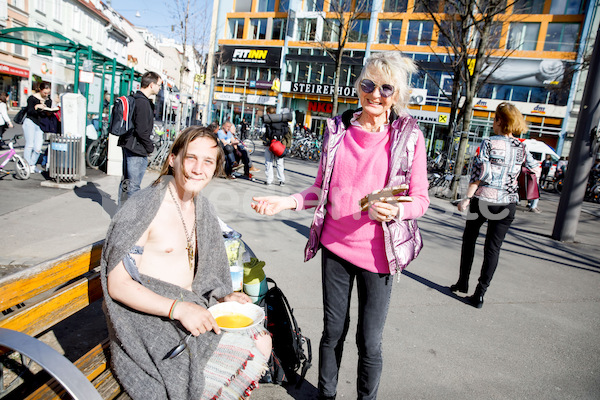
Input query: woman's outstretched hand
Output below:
<box><xmin>251</xmin><ymin>196</ymin><xmax>296</xmax><ymax>216</ymax></box>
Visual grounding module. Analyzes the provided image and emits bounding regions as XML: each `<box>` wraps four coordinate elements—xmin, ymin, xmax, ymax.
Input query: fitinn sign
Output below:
<box><xmin>290</xmin><ymin>82</ymin><xmax>358</xmax><ymax>98</ymax></box>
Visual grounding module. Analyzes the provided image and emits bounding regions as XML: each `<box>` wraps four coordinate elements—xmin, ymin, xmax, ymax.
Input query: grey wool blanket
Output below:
<box><xmin>100</xmin><ymin>177</ymin><xmax>232</xmax><ymax>399</ymax></box>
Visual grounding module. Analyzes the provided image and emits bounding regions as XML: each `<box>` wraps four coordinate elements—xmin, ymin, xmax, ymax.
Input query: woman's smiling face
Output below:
<box><xmin>358</xmin><ymin>68</ymin><xmax>398</xmax><ymax>119</ymax></box>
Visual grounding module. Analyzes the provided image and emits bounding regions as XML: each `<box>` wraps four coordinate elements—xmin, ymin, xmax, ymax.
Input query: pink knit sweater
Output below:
<box><xmin>293</xmin><ymin>124</ymin><xmax>429</xmax><ymax>273</ymax></box>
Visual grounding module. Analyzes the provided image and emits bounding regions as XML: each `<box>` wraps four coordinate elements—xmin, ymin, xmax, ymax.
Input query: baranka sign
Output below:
<box><xmin>291</xmin><ymin>82</ymin><xmax>358</xmax><ymax>98</ymax></box>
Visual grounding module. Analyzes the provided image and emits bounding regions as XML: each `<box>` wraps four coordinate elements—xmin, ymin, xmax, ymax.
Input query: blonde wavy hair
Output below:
<box><xmin>494</xmin><ymin>102</ymin><xmax>528</xmax><ymax>135</ymax></box>
<box><xmin>354</xmin><ymin>51</ymin><xmax>418</xmax><ymax>114</ymax></box>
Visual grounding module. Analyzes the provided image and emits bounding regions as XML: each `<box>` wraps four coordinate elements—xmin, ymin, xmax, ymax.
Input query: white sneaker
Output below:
<box><xmin>29</xmin><ymin>165</ymin><xmax>36</xmax><ymax>173</ymax></box>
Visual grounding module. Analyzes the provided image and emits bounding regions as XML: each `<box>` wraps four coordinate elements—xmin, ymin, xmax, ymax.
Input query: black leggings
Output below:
<box><xmin>458</xmin><ymin>198</ymin><xmax>516</xmax><ymax>292</ymax></box>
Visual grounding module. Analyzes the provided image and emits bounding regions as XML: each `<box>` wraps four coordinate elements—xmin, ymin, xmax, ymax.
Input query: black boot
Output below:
<box><xmin>449</xmin><ymin>281</ymin><xmax>468</xmax><ymax>293</ymax></box>
<box><xmin>467</xmin><ymin>285</ymin><xmax>485</xmax><ymax>309</ymax></box>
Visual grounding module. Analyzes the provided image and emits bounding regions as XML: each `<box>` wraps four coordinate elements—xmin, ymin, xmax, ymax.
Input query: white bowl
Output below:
<box><xmin>208</xmin><ymin>302</ymin><xmax>264</xmax><ymax>332</ymax></box>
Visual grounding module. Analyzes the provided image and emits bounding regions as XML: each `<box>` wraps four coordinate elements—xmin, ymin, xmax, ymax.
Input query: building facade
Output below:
<box><xmin>0</xmin><ymin>0</ymin><xmax>29</xmax><ymax>107</ymax></box>
<box><xmin>211</xmin><ymin>0</ymin><xmax>594</xmax><ymax>157</ymax></box>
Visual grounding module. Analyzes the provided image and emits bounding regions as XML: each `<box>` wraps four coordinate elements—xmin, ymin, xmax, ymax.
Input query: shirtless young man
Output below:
<box><xmin>101</xmin><ymin>126</ymin><xmax>270</xmax><ymax>399</ymax></box>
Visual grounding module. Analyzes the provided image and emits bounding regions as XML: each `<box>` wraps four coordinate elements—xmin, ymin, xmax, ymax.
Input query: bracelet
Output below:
<box><xmin>168</xmin><ymin>299</ymin><xmax>180</xmax><ymax>320</ymax></box>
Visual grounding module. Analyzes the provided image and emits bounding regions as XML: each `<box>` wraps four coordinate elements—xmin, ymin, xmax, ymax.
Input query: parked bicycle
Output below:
<box><xmin>0</xmin><ymin>135</ymin><xmax>30</xmax><ymax>180</ymax></box>
<box><xmin>86</xmin><ymin>127</ymin><xmax>108</xmax><ymax>170</ymax></box>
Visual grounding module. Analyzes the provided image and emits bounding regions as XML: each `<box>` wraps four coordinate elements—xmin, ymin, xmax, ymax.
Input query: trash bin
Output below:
<box><xmin>48</xmin><ymin>134</ymin><xmax>84</xmax><ymax>183</ymax></box>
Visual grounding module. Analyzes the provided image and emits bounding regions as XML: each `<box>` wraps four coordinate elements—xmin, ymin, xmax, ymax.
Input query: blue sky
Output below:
<box><xmin>111</xmin><ymin>0</ymin><xmax>212</xmax><ymax>40</ymax></box>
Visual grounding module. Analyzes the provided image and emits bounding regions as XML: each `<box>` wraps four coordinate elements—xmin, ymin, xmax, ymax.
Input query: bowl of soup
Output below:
<box><xmin>208</xmin><ymin>302</ymin><xmax>264</xmax><ymax>332</ymax></box>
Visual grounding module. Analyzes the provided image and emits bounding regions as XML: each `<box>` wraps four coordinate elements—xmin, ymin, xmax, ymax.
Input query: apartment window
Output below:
<box><xmin>529</xmin><ymin>87</ymin><xmax>549</xmax><ymax>103</ymax></box>
<box><xmin>437</xmin><ymin>21</ymin><xmax>456</xmax><ymax>47</ymax></box>
<box><xmin>472</xmin><ymin>22</ymin><xmax>503</xmax><ymax>48</ymax></box>
<box><xmin>228</xmin><ymin>18</ymin><xmax>245</xmax><ymax>39</ymax></box>
<box><xmin>378</xmin><ymin>20</ymin><xmax>402</xmax><ymax>44</ymax></box>
<box><xmin>414</xmin><ymin>0</ymin><xmax>440</xmax><ymax>13</ymax></box>
<box><xmin>384</xmin><ymin>0</ymin><xmax>408</xmax><ymax>12</ymax></box>
<box><xmin>544</xmin><ymin>23</ymin><xmax>580</xmax><ymax>52</ymax></box>
<box><xmin>507</xmin><ymin>22</ymin><xmax>540</xmax><ymax>50</ymax></box>
<box><xmin>330</xmin><ymin>0</ymin><xmax>352</xmax><ymax>12</ymax></box>
<box><xmin>279</xmin><ymin>0</ymin><xmax>290</xmax><ymax>11</ymax></box>
<box><xmin>305</xmin><ymin>0</ymin><xmax>324</xmax><ymax>11</ymax></box>
<box><xmin>513</xmin><ymin>0</ymin><xmax>545</xmax><ymax>14</ymax></box>
<box><xmin>235</xmin><ymin>0</ymin><xmax>252</xmax><ymax>12</ymax></box>
<box><xmin>550</xmin><ymin>0</ymin><xmax>583</xmax><ymax>14</ymax></box>
<box><xmin>73</xmin><ymin>8</ymin><xmax>82</xmax><ymax>32</ymax></box>
<box><xmin>407</xmin><ymin>21</ymin><xmax>433</xmax><ymax>46</ymax></box>
<box><xmin>257</xmin><ymin>0</ymin><xmax>275</xmax><ymax>12</ymax></box>
<box><xmin>250</xmin><ymin>19</ymin><xmax>267</xmax><ymax>40</ymax></box>
<box><xmin>477</xmin><ymin>0</ymin><xmax>507</xmax><ymax>13</ymax></box>
<box><xmin>356</xmin><ymin>0</ymin><xmax>374</xmax><ymax>12</ymax></box>
<box><xmin>511</xmin><ymin>85</ymin><xmax>530</xmax><ymax>102</ymax></box>
<box><xmin>36</xmin><ymin>0</ymin><xmax>45</xmax><ymax>13</ymax></box>
<box><xmin>86</xmin><ymin>16</ymin><xmax>93</xmax><ymax>39</ymax></box>
<box><xmin>13</xmin><ymin>31</ymin><xmax>23</xmax><ymax>56</ymax></box>
<box><xmin>272</xmin><ymin>18</ymin><xmax>286</xmax><ymax>40</ymax></box>
<box><xmin>349</xmin><ymin>19</ymin><xmax>370</xmax><ymax>42</ymax></box>
<box><xmin>54</xmin><ymin>0</ymin><xmax>62</xmax><ymax>20</ymax></box>
<box><xmin>297</xmin><ymin>19</ymin><xmax>317</xmax><ymax>41</ymax></box>
<box><xmin>323</xmin><ymin>20</ymin><xmax>341</xmax><ymax>42</ymax></box>
<box><xmin>11</xmin><ymin>0</ymin><xmax>25</xmax><ymax>10</ymax></box>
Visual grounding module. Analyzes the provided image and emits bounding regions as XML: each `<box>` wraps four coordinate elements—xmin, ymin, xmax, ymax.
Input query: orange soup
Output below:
<box><xmin>215</xmin><ymin>314</ymin><xmax>254</xmax><ymax>329</ymax></box>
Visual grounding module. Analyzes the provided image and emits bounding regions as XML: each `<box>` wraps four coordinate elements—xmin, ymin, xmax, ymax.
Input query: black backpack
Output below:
<box><xmin>259</xmin><ymin>278</ymin><xmax>312</xmax><ymax>387</ymax></box>
<box><xmin>109</xmin><ymin>95</ymin><xmax>135</xmax><ymax>136</ymax></box>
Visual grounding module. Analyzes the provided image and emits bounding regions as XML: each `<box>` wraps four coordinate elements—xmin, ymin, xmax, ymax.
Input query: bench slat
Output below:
<box><xmin>0</xmin><ymin>273</ymin><xmax>103</xmax><ymax>337</ymax></box>
<box><xmin>0</xmin><ymin>241</ymin><xmax>103</xmax><ymax>312</ymax></box>
<box><xmin>25</xmin><ymin>340</ymin><xmax>113</xmax><ymax>400</ymax></box>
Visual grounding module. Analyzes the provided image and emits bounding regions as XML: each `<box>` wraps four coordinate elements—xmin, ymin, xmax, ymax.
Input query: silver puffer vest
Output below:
<box><xmin>303</xmin><ymin>109</ymin><xmax>424</xmax><ymax>275</ymax></box>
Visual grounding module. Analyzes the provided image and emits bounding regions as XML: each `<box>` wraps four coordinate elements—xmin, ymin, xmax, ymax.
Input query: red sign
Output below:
<box><xmin>0</xmin><ymin>63</ymin><xmax>29</xmax><ymax>78</ymax></box>
<box><xmin>308</xmin><ymin>101</ymin><xmax>333</xmax><ymax>114</ymax></box>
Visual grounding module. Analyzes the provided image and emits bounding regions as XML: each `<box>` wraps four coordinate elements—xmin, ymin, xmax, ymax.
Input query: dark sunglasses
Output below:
<box><xmin>360</xmin><ymin>79</ymin><xmax>395</xmax><ymax>98</ymax></box>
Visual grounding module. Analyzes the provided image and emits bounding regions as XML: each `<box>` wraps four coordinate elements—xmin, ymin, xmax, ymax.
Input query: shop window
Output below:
<box><xmin>379</xmin><ymin>20</ymin><xmax>402</xmax><ymax>44</ymax></box>
<box><xmin>257</xmin><ymin>0</ymin><xmax>275</xmax><ymax>11</ymax></box>
<box><xmin>511</xmin><ymin>85</ymin><xmax>529</xmax><ymax>102</ymax></box>
<box><xmin>279</xmin><ymin>0</ymin><xmax>290</xmax><ymax>11</ymax></box>
<box><xmin>323</xmin><ymin>20</ymin><xmax>341</xmax><ymax>42</ymax></box>
<box><xmin>549</xmin><ymin>0</ymin><xmax>583</xmax><ymax>14</ymax></box>
<box><xmin>235</xmin><ymin>0</ymin><xmax>252</xmax><ymax>12</ymax></box>
<box><xmin>250</xmin><ymin>19</ymin><xmax>267</xmax><ymax>40</ymax></box>
<box><xmin>495</xmin><ymin>85</ymin><xmax>512</xmax><ymax>100</ymax></box>
<box><xmin>544</xmin><ymin>23</ymin><xmax>580</xmax><ymax>52</ymax></box>
<box><xmin>272</xmin><ymin>19</ymin><xmax>286</xmax><ymax>40</ymax></box>
<box><xmin>297</xmin><ymin>19</ymin><xmax>317</xmax><ymax>41</ymax></box>
<box><xmin>414</xmin><ymin>0</ymin><xmax>440</xmax><ymax>12</ymax></box>
<box><xmin>529</xmin><ymin>87</ymin><xmax>548</xmax><ymax>103</ymax></box>
<box><xmin>513</xmin><ymin>0</ymin><xmax>545</xmax><ymax>14</ymax></box>
<box><xmin>407</xmin><ymin>21</ymin><xmax>433</xmax><ymax>46</ymax></box>
<box><xmin>384</xmin><ymin>0</ymin><xmax>408</xmax><ymax>12</ymax></box>
<box><xmin>348</xmin><ymin>19</ymin><xmax>370</xmax><ymax>43</ymax></box>
<box><xmin>507</xmin><ymin>22</ymin><xmax>540</xmax><ymax>50</ymax></box>
<box><xmin>305</xmin><ymin>0</ymin><xmax>325</xmax><ymax>11</ymax></box>
<box><xmin>229</xmin><ymin>18</ymin><xmax>245</xmax><ymax>39</ymax></box>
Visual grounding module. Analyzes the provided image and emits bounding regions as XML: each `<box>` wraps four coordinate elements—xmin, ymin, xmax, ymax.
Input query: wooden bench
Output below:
<box><xmin>0</xmin><ymin>240</ymin><xmax>130</xmax><ymax>399</ymax></box>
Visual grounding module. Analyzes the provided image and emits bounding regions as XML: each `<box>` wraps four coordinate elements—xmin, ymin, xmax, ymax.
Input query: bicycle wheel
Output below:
<box><xmin>242</xmin><ymin>138</ymin><xmax>255</xmax><ymax>155</ymax></box>
<box><xmin>86</xmin><ymin>139</ymin><xmax>107</xmax><ymax>169</ymax></box>
<box><xmin>13</xmin><ymin>154</ymin><xmax>30</xmax><ymax>180</ymax></box>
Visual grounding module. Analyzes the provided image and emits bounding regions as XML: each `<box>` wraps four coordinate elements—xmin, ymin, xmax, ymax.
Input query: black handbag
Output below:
<box><xmin>13</xmin><ymin>107</ymin><xmax>26</xmax><ymax>125</ymax></box>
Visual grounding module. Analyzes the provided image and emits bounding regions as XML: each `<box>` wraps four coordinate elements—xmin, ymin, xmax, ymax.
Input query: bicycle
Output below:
<box><xmin>86</xmin><ymin>131</ymin><xmax>108</xmax><ymax>170</ymax></box>
<box><xmin>241</xmin><ymin>138</ymin><xmax>255</xmax><ymax>155</ymax></box>
<box><xmin>0</xmin><ymin>136</ymin><xmax>30</xmax><ymax>180</ymax></box>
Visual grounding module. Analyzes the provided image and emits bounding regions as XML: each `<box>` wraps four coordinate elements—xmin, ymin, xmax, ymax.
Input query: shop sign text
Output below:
<box><xmin>291</xmin><ymin>82</ymin><xmax>357</xmax><ymax>98</ymax></box>
<box><xmin>308</xmin><ymin>101</ymin><xmax>333</xmax><ymax>114</ymax></box>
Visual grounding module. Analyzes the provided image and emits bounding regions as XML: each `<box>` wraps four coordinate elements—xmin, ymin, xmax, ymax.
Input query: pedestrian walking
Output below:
<box><xmin>23</xmin><ymin>82</ymin><xmax>52</xmax><ymax>173</ymax></box>
<box><xmin>118</xmin><ymin>71</ymin><xmax>162</xmax><ymax>205</ymax></box>
<box><xmin>452</xmin><ymin>102</ymin><xmax>539</xmax><ymax>308</ymax></box>
<box><xmin>263</xmin><ymin>106</ymin><xmax>292</xmax><ymax>186</ymax></box>
<box><xmin>251</xmin><ymin>51</ymin><xmax>430</xmax><ymax>400</ymax></box>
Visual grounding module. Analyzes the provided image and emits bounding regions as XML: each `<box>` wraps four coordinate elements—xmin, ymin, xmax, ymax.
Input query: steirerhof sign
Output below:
<box><xmin>288</xmin><ymin>82</ymin><xmax>358</xmax><ymax>98</ymax></box>
<box><xmin>221</xmin><ymin>45</ymin><xmax>282</xmax><ymax>68</ymax></box>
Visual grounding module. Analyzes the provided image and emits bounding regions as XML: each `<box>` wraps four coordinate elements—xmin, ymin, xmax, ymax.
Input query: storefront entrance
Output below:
<box><xmin>311</xmin><ymin>117</ymin><xmax>327</xmax><ymax>137</ymax></box>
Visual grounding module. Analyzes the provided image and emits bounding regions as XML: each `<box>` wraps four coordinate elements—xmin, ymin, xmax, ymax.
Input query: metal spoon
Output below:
<box><xmin>162</xmin><ymin>333</ymin><xmax>192</xmax><ymax>360</ymax></box>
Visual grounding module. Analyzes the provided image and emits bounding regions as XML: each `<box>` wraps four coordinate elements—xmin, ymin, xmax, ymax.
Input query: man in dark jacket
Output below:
<box><xmin>118</xmin><ymin>71</ymin><xmax>162</xmax><ymax>205</ymax></box>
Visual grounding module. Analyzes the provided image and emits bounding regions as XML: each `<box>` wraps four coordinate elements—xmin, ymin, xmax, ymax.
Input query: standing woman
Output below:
<box><xmin>23</xmin><ymin>82</ymin><xmax>51</xmax><ymax>173</ymax></box>
<box><xmin>0</xmin><ymin>93</ymin><xmax>13</xmax><ymax>147</ymax></box>
<box><xmin>251</xmin><ymin>52</ymin><xmax>430</xmax><ymax>400</ymax></box>
<box><xmin>452</xmin><ymin>102</ymin><xmax>538</xmax><ymax>308</ymax></box>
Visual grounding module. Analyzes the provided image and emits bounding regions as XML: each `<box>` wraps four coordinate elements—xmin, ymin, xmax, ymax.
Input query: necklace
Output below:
<box><xmin>168</xmin><ymin>184</ymin><xmax>196</xmax><ymax>270</ymax></box>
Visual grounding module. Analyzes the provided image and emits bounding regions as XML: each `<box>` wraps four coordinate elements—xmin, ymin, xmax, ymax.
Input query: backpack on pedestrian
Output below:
<box><xmin>108</xmin><ymin>95</ymin><xmax>135</xmax><ymax>136</ymax></box>
<box><xmin>258</xmin><ymin>278</ymin><xmax>312</xmax><ymax>387</ymax></box>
